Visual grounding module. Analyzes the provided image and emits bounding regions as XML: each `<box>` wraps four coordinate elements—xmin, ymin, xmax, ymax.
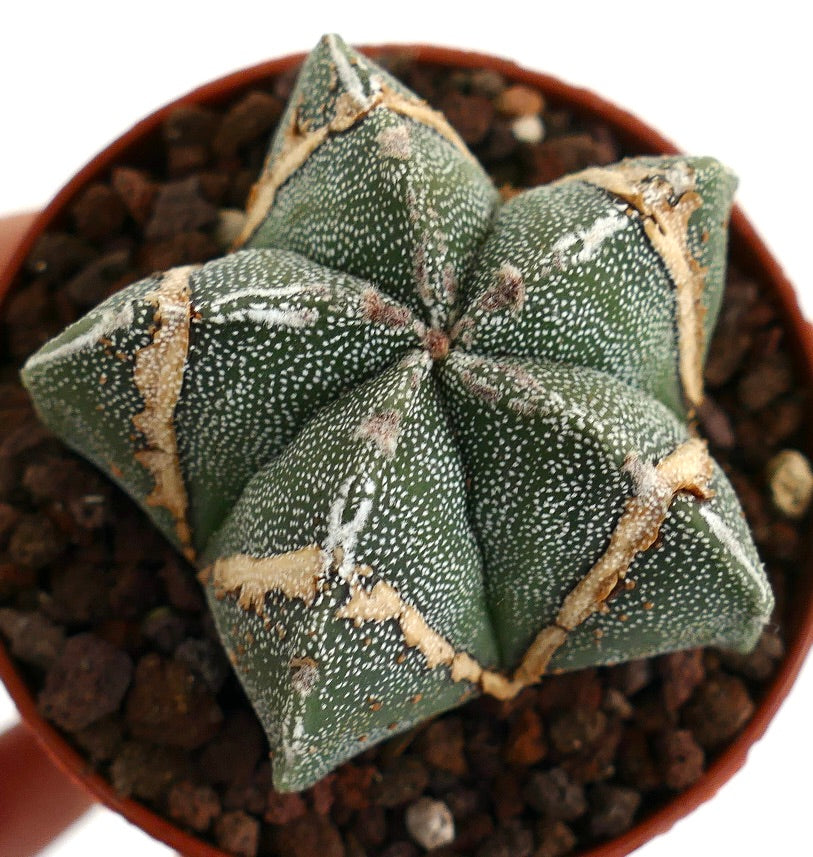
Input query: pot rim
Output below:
<box><xmin>1</xmin><ymin>42</ymin><xmax>811</xmax><ymax>857</ymax></box>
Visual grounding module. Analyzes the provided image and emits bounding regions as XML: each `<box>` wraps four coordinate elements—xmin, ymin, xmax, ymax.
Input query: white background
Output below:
<box><xmin>1</xmin><ymin>1</ymin><xmax>811</xmax><ymax>855</ymax></box>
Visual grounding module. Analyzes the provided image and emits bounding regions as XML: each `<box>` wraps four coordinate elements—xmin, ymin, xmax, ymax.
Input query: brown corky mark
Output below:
<box><xmin>559</xmin><ymin>161</ymin><xmax>708</xmax><ymax>410</ymax></box>
<box><xmin>203</xmin><ymin>439</ymin><xmax>713</xmax><ymax>701</ymax></box>
<box><xmin>235</xmin><ymin>80</ymin><xmax>474</xmax><ymax>248</ymax></box>
<box><xmin>132</xmin><ymin>266</ymin><xmax>197</xmax><ymax>562</ymax></box>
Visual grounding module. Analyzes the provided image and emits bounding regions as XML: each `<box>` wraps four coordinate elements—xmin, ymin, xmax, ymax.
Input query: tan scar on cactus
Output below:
<box><xmin>561</xmin><ymin>161</ymin><xmax>709</xmax><ymax>410</ymax></box>
<box><xmin>132</xmin><ymin>266</ymin><xmax>197</xmax><ymax>561</ymax></box>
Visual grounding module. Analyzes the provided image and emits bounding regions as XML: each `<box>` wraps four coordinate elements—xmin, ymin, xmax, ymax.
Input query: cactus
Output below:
<box><xmin>21</xmin><ymin>34</ymin><xmax>772</xmax><ymax>792</ymax></box>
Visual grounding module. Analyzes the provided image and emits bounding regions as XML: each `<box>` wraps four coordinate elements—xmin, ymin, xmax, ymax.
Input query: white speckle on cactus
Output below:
<box><xmin>20</xmin><ymin>35</ymin><xmax>769</xmax><ymax>791</ymax></box>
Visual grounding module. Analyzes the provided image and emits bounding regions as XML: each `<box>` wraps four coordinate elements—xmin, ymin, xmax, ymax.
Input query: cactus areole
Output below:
<box><xmin>21</xmin><ymin>35</ymin><xmax>773</xmax><ymax>792</ymax></box>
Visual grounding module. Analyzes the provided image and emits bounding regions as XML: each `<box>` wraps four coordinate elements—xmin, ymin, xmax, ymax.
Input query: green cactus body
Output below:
<box><xmin>21</xmin><ymin>34</ymin><xmax>772</xmax><ymax>791</ymax></box>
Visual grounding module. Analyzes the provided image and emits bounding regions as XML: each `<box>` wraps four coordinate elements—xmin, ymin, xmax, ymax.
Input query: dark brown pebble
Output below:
<box><xmin>163</xmin><ymin>104</ymin><xmax>219</xmax><ymax>147</ymax></box>
<box><xmin>140</xmin><ymin>606</ymin><xmax>187</xmax><ymax>652</ymax></box>
<box><xmin>48</xmin><ymin>560</ymin><xmax>111</xmax><ymax>624</ymax></box>
<box><xmin>25</xmin><ymin>232</ymin><xmax>94</xmax><ymax>282</ymax></box>
<box><xmin>145</xmin><ymin>177</ymin><xmax>219</xmax><ymax>241</ymax></box>
<box><xmin>214</xmin><ymin>810</ymin><xmax>260</xmax><ymax>857</ymax></box>
<box><xmin>443</xmin><ymin>786</ymin><xmax>481</xmax><ymax>820</ymax></box>
<box><xmin>159</xmin><ymin>554</ymin><xmax>205</xmax><ymax>612</ymax></box>
<box><xmin>109</xmin><ymin>563</ymin><xmax>161</xmax><ymax>619</ymax></box>
<box><xmin>587</xmin><ymin>783</ymin><xmax>641</xmax><ymax>839</ymax></box>
<box><xmin>465</xmin><ymin>719</ymin><xmax>504</xmax><ymax>779</ymax></box>
<box><xmin>125</xmin><ymin>653</ymin><xmax>223</xmax><ymax>749</ymax></box>
<box><xmin>111</xmin><ymin>167</ymin><xmax>157</xmax><ymax>225</ymax></box>
<box><xmin>309</xmin><ymin>771</ymin><xmax>336</xmax><ymax>816</ymax></box>
<box><xmin>22</xmin><ymin>455</ymin><xmax>98</xmax><ymax>505</ymax></box>
<box><xmin>0</xmin><ymin>562</ymin><xmax>37</xmax><ymax>599</ymax></box>
<box><xmin>273</xmin><ymin>811</ymin><xmax>346</xmax><ymax>857</ymax></box>
<box><xmin>654</xmin><ymin>729</ymin><xmax>705</xmax><ymax>790</ymax></box>
<box><xmin>39</xmin><ymin>633</ymin><xmax>133</xmax><ymax>731</ymax></box>
<box><xmin>65</xmin><ymin>249</ymin><xmax>133</xmax><ymax>307</ymax></box>
<box><xmin>70</xmin><ymin>183</ymin><xmax>126</xmax><ymax>242</ymax></box>
<box><xmin>265</xmin><ymin>790</ymin><xmax>307</xmax><ymax>825</ymax></box>
<box><xmin>376</xmin><ymin>757</ymin><xmax>430</xmax><ymax>807</ymax></box>
<box><xmin>548</xmin><ymin>706</ymin><xmax>606</xmax><ymax>756</ymax></box>
<box><xmin>352</xmin><ymin>804</ymin><xmax>387</xmax><ymax>849</ymax></box>
<box><xmin>682</xmin><ymin>673</ymin><xmax>754</xmax><ymax>749</ymax></box>
<box><xmin>476</xmin><ymin>821</ymin><xmax>534</xmax><ymax>857</ymax></box>
<box><xmin>418</xmin><ymin>717</ymin><xmax>467</xmax><ymax>775</ymax></box>
<box><xmin>716</xmin><ymin>630</ymin><xmax>784</xmax><ymax>681</ymax></box>
<box><xmin>0</xmin><ymin>501</ymin><xmax>20</xmax><ymax>545</ymax></box>
<box><xmin>659</xmin><ymin>649</ymin><xmax>705</xmax><ymax>712</ymax></box>
<box><xmin>110</xmin><ymin>740</ymin><xmax>190</xmax><ymax>800</ymax></box>
<box><xmin>451</xmin><ymin>812</ymin><xmax>495</xmax><ymax>854</ymax></box>
<box><xmin>167</xmin><ymin>780</ymin><xmax>221</xmax><ymax>832</ymax></box>
<box><xmin>631</xmin><ymin>686</ymin><xmax>677</xmax><ymax>734</ymax></box>
<box><xmin>198</xmin><ymin>709</ymin><xmax>265</xmax><ymax>785</ymax></box>
<box><xmin>524</xmin><ymin>767</ymin><xmax>587</xmax><ymax>822</ymax></box>
<box><xmin>534</xmin><ymin>819</ymin><xmax>577</xmax><ymax>857</ymax></box>
<box><xmin>213</xmin><ymin>91</ymin><xmax>283</xmax><ymax>157</ymax></box>
<box><xmin>493</xmin><ymin>769</ymin><xmax>525</xmax><ymax>821</ymax></box>
<box><xmin>561</xmin><ymin>716</ymin><xmax>621</xmax><ymax>784</ymax></box>
<box><xmin>138</xmin><ymin>230</ymin><xmax>219</xmax><ymax>274</ymax></box>
<box><xmin>607</xmin><ymin>659</ymin><xmax>653</xmax><ymax>697</ymax></box>
<box><xmin>615</xmin><ymin>726</ymin><xmax>661</xmax><ymax>791</ymax></box>
<box><xmin>71</xmin><ymin>715</ymin><xmax>123</xmax><ymax>764</ymax></box>
<box><xmin>536</xmin><ymin>670</ymin><xmax>602</xmax><ymax>713</ymax></box>
<box><xmin>738</xmin><ymin>354</ymin><xmax>793</xmax><ymax>411</ymax></box>
<box><xmin>380</xmin><ymin>843</ymin><xmax>418</xmax><ymax>857</ymax></box>
<box><xmin>174</xmin><ymin>637</ymin><xmax>230</xmax><ymax>692</ymax></box>
<box><xmin>0</xmin><ymin>608</ymin><xmax>65</xmax><ymax>670</ymax></box>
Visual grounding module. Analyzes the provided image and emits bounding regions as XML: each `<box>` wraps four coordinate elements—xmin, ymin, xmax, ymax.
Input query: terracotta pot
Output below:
<box><xmin>1</xmin><ymin>44</ymin><xmax>811</xmax><ymax>857</ymax></box>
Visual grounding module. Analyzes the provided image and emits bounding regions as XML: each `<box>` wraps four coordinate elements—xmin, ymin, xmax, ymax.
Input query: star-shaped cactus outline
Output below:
<box><xmin>22</xmin><ymin>34</ymin><xmax>772</xmax><ymax>790</ymax></box>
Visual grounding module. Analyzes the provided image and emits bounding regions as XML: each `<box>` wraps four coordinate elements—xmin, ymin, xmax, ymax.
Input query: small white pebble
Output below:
<box><xmin>405</xmin><ymin>796</ymin><xmax>455</xmax><ymax>850</ymax></box>
<box><xmin>511</xmin><ymin>114</ymin><xmax>545</xmax><ymax>144</ymax></box>
<box><xmin>767</xmin><ymin>449</ymin><xmax>813</xmax><ymax>518</ymax></box>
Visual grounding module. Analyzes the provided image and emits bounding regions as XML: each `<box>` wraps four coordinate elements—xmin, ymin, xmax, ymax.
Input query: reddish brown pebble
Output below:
<box><xmin>522</xmin><ymin>134</ymin><xmax>616</xmax><ymax>185</ymax></box>
<box><xmin>524</xmin><ymin>767</ymin><xmax>587</xmax><ymax>822</ymax></box>
<box><xmin>615</xmin><ymin>726</ymin><xmax>661</xmax><ymax>791</ymax></box>
<box><xmin>39</xmin><ymin>633</ymin><xmax>132</xmax><ymax>731</ymax></box>
<box><xmin>717</xmin><ymin>630</ymin><xmax>784</xmax><ymax>681</ymax></box>
<box><xmin>548</xmin><ymin>706</ymin><xmax>607</xmax><ymax>756</ymax></box>
<box><xmin>475</xmin><ymin>820</ymin><xmax>534</xmax><ymax>857</ymax></box>
<box><xmin>8</xmin><ymin>514</ymin><xmax>67</xmax><ymax>570</ymax></box>
<box><xmin>273</xmin><ymin>811</ymin><xmax>345</xmax><ymax>857</ymax></box>
<box><xmin>536</xmin><ymin>670</ymin><xmax>602</xmax><ymax>713</ymax></box>
<box><xmin>125</xmin><ymin>653</ymin><xmax>223</xmax><ymax>749</ymax></box>
<box><xmin>70</xmin><ymin>183</ymin><xmax>126</xmax><ymax>242</ymax></box>
<box><xmin>47</xmin><ymin>559</ymin><xmax>111</xmax><ymax>624</ymax></box>
<box><xmin>505</xmin><ymin>705</ymin><xmax>547</xmax><ymax>766</ymax></box>
<box><xmin>351</xmin><ymin>805</ymin><xmax>387</xmax><ymax>849</ymax></box>
<box><xmin>264</xmin><ymin>789</ymin><xmax>307</xmax><ymax>825</ymax></box>
<box><xmin>682</xmin><ymin>673</ymin><xmax>755</xmax><ymax>749</ymax></box>
<box><xmin>310</xmin><ymin>772</ymin><xmax>336</xmax><ymax>816</ymax></box>
<box><xmin>659</xmin><ymin>649</ymin><xmax>705</xmax><ymax>712</ymax></box>
<box><xmin>654</xmin><ymin>729</ymin><xmax>705</xmax><ymax>790</ymax></box>
<box><xmin>607</xmin><ymin>659</ymin><xmax>653</xmax><ymax>697</ymax></box>
<box><xmin>163</xmin><ymin>104</ymin><xmax>219</xmax><ymax>148</ymax></box>
<box><xmin>66</xmin><ymin>250</ymin><xmax>133</xmax><ymax>307</ymax></box>
<box><xmin>587</xmin><ymin>783</ymin><xmax>641</xmax><ymax>839</ymax></box>
<box><xmin>213</xmin><ymin>91</ymin><xmax>283</xmax><ymax>157</ymax></box>
<box><xmin>493</xmin><ymin>769</ymin><xmax>525</xmax><ymax>821</ymax></box>
<box><xmin>109</xmin><ymin>563</ymin><xmax>161</xmax><ymax>620</ymax></box>
<box><xmin>214</xmin><ymin>810</ymin><xmax>260</xmax><ymax>857</ymax></box>
<box><xmin>534</xmin><ymin>819</ymin><xmax>577</xmax><ymax>857</ymax></box>
<box><xmin>159</xmin><ymin>554</ymin><xmax>205</xmax><ymax>612</ymax></box>
<box><xmin>380</xmin><ymin>843</ymin><xmax>418</xmax><ymax>857</ymax></box>
<box><xmin>138</xmin><ymin>231</ymin><xmax>219</xmax><ymax>275</ymax></box>
<box><xmin>738</xmin><ymin>354</ymin><xmax>793</xmax><ymax>411</ymax></box>
<box><xmin>145</xmin><ymin>177</ymin><xmax>219</xmax><ymax>241</ymax></box>
<box><xmin>496</xmin><ymin>85</ymin><xmax>545</xmax><ymax>117</ymax></box>
<box><xmin>167</xmin><ymin>780</ymin><xmax>221</xmax><ymax>832</ymax></box>
<box><xmin>417</xmin><ymin>717</ymin><xmax>467</xmax><ymax>775</ymax></box>
<box><xmin>140</xmin><ymin>606</ymin><xmax>187</xmax><ymax>653</ymax></box>
<box><xmin>111</xmin><ymin>167</ymin><xmax>157</xmax><ymax>225</ymax></box>
<box><xmin>0</xmin><ymin>608</ymin><xmax>65</xmax><ymax>670</ymax></box>
<box><xmin>198</xmin><ymin>709</ymin><xmax>265</xmax><ymax>785</ymax></box>
<box><xmin>25</xmin><ymin>232</ymin><xmax>94</xmax><ymax>282</ymax></box>
<box><xmin>110</xmin><ymin>740</ymin><xmax>190</xmax><ymax>800</ymax></box>
<box><xmin>697</xmin><ymin>395</ymin><xmax>736</xmax><ymax>450</ymax></box>
<box><xmin>71</xmin><ymin>715</ymin><xmax>123</xmax><ymax>764</ymax></box>
<box><xmin>438</xmin><ymin>91</ymin><xmax>495</xmax><ymax>145</ymax></box>
<box><xmin>376</xmin><ymin>757</ymin><xmax>430</xmax><ymax>807</ymax></box>
<box><xmin>333</xmin><ymin>763</ymin><xmax>376</xmax><ymax>811</ymax></box>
